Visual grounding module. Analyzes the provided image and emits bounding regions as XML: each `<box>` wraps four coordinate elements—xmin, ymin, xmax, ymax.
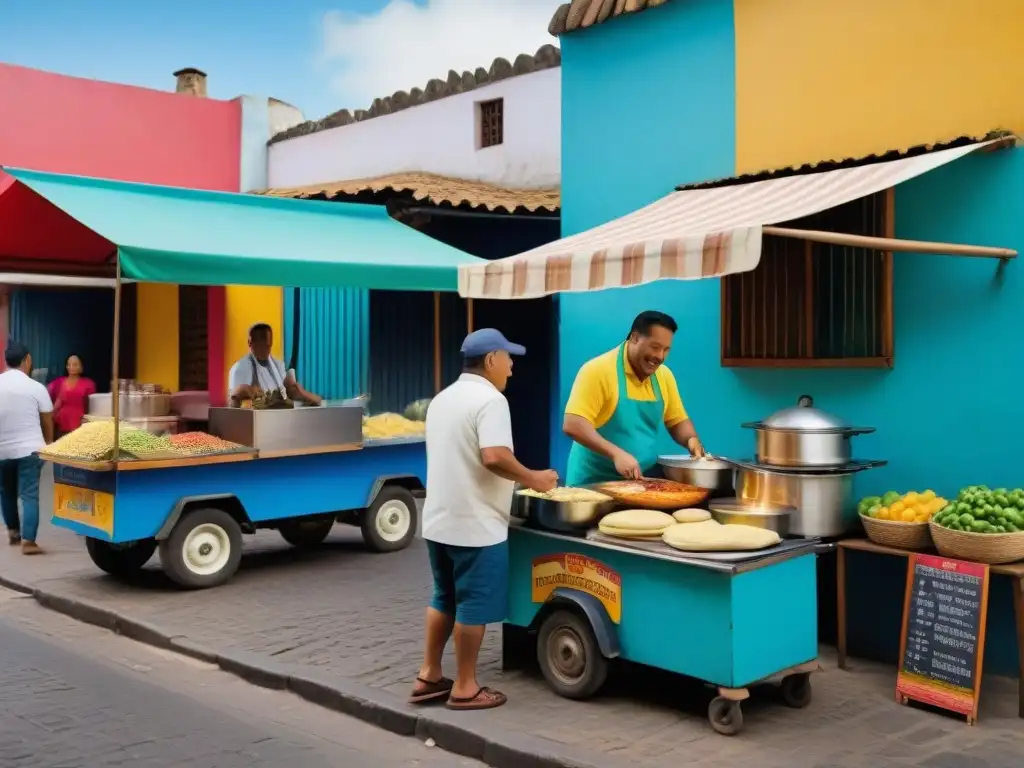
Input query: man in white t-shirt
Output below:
<box><xmin>227</xmin><ymin>323</ymin><xmax>321</xmax><ymax>406</ymax></box>
<box><xmin>0</xmin><ymin>342</ymin><xmax>54</xmax><ymax>554</ymax></box>
<box><xmin>410</xmin><ymin>329</ymin><xmax>558</xmax><ymax>712</ymax></box>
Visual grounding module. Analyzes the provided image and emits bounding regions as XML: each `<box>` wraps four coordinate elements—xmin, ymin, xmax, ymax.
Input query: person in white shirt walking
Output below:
<box><xmin>410</xmin><ymin>329</ymin><xmax>558</xmax><ymax>711</ymax></box>
<box><xmin>0</xmin><ymin>342</ymin><xmax>54</xmax><ymax>554</ymax></box>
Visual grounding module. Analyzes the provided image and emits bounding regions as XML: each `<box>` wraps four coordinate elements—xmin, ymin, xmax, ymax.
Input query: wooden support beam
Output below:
<box><xmin>764</xmin><ymin>226</ymin><xmax>1016</xmax><ymax>259</ymax></box>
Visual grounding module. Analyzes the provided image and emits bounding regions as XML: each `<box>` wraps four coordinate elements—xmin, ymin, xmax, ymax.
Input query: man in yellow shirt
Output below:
<box><xmin>563</xmin><ymin>311</ymin><xmax>705</xmax><ymax>486</ymax></box>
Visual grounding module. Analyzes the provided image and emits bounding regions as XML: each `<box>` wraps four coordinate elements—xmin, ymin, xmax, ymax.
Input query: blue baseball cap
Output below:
<box><xmin>460</xmin><ymin>328</ymin><xmax>526</xmax><ymax>357</ymax></box>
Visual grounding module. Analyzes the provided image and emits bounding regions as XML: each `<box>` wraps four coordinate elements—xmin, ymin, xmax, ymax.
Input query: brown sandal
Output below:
<box><xmin>408</xmin><ymin>676</ymin><xmax>454</xmax><ymax>704</ymax></box>
<box><xmin>446</xmin><ymin>686</ymin><xmax>507</xmax><ymax>711</ymax></box>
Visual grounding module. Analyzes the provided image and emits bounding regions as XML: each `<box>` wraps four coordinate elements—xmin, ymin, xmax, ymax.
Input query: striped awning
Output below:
<box><xmin>458</xmin><ymin>139</ymin><xmax>1003</xmax><ymax>299</ymax></box>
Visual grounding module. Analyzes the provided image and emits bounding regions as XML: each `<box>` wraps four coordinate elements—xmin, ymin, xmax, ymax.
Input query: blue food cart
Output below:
<box><xmin>0</xmin><ymin>166</ymin><xmax>484</xmax><ymax>588</ymax></box>
<box><xmin>502</xmin><ymin>525</ymin><xmax>822</xmax><ymax>735</ymax></box>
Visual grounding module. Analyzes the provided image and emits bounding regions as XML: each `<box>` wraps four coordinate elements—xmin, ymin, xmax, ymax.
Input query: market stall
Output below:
<box><xmin>0</xmin><ymin>166</ymin><xmax>485</xmax><ymax>589</ymax></box>
<box><xmin>455</xmin><ymin>140</ymin><xmax>1018</xmax><ymax>734</ymax></box>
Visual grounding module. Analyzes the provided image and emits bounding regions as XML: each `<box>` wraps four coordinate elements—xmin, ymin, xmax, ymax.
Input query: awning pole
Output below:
<box><xmin>763</xmin><ymin>226</ymin><xmax>1017</xmax><ymax>259</ymax></box>
<box><xmin>433</xmin><ymin>292</ymin><xmax>442</xmax><ymax>394</ymax></box>
<box><xmin>111</xmin><ymin>256</ymin><xmax>122</xmax><ymax>468</ymax></box>
<box><xmin>466</xmin><ymin>298</ymin><xmax>475</xmax><ymax>333</ymax></box>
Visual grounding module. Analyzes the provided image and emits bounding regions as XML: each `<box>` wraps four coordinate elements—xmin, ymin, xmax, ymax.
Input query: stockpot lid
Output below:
<box><xmin>758</xmin><ymin>395</ymin><xmax>849</xmax><ymax>433</ymax></box>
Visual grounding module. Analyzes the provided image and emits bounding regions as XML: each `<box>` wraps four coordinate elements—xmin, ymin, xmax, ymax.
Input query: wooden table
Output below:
<box><xmin>836</xmin><ymin>538</ymin><xmax>1024</xmax><ymax>718</ymax></box>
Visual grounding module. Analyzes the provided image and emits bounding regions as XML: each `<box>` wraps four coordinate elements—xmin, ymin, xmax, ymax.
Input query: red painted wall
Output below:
<box><xmin>0</xmin><ymin>63</ymin><xmax>240</xmax><ymax>190</ymax></box>
<box><xmin>0</xmin><ymin>63</ymin><xmax>240</xmax><ymax>403</ymax></box>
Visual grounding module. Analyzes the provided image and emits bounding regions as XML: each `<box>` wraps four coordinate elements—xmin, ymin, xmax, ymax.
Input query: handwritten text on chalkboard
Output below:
<box><xmin>897</xmin><ymin>554</ymin><xmax>989</xmax><ymax>722</ymax></box>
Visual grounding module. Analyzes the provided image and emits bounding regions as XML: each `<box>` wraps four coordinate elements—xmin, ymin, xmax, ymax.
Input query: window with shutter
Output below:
<box><xmin>178</xmin><ymin>285</ymin><xmax>209</xmax><ymax>391</ymax></box>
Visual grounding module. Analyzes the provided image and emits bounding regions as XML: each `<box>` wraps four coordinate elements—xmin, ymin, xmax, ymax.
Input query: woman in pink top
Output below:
<box><xmin>48</xmin><ymin>355</ymin><xmax>96</xmax><ymax>438</ymax></box>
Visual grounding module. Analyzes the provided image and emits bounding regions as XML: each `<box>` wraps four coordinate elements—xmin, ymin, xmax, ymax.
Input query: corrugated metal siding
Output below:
<box><xmin>8</xmin><ymin>287</ymin><xmax>118</xmax><ymax>390</ymax></box>
<box><xmin>283</xmin><ymin>287</ymin><xmax>368</xmax><ymax>400</ymax></box>
<box><xmin>368</xmin><ymin>290</ymin><xmax>433</xmax><ymax>415</ymax></box>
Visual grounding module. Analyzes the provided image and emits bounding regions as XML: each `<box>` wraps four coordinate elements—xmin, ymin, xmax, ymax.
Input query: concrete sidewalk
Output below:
<box><xmin>2</xmin><ymin>502</ymin><xmax>1022</xmax><ymax>767</ymax></box>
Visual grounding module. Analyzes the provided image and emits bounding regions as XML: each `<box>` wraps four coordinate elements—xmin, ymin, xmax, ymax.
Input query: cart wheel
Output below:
<box><xmin>85</xmin><ymin>537</ymin><xmax>157</xmax><ymax>579</ymax></box>
<box><xmin>708</xmin><ymin>696</ymin><xmax>744</xmax><ymax>736</ymax></box>
<box><xmin>780</xmin><ymin>673</ymin><xmax>813</xmax><ymax>709</ymax></box>
<box><xmin>536</xmin><ymin>609</ymin><xmax>608</xmax><ymax>700</ymax></box>
<box><xmin>361</xmin><ymin>486</ymin><xmax>417</xmax><ymax>553</ymax></box>
<box><xmin>159</xmin><ymin>508</ymin><xmax>243</xmax><ymax>589</ymax></box>
<box><xmin>278</xmin><ymin>517</ymin><xmax>335</xmax><ymax>548</ymax></box>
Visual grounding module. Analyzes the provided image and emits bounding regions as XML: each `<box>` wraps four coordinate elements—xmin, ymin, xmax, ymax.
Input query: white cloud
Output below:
<box><xmin>321</xmin><ymin>0</ymin><xmax>561</xmax><ymax>111</ymax></box>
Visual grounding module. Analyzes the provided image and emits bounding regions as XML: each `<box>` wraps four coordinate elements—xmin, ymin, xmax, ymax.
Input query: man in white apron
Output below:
<box><xmin>227</xmin><ymin>323</ymin><xmax>321</xmax><ymax>406</ymax></box>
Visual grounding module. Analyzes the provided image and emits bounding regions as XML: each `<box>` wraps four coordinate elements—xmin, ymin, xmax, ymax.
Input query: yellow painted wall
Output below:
<box><xmin>734</xmin><ymin>0</ymin><xmax>1024</xmax><ymax>174</ymax></box>
<box><xmin>224</xmin><ymin>286</ymin><xmax>283</xmax><ymax>381</ymax></box>
<box><xmin>135</xmin><ymin>283</ymin><xmax>179</xmax><ymax>391</ymax></box>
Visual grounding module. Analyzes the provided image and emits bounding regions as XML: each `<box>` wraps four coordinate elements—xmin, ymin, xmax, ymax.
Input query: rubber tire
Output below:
<box><xmin>361</xmin><ymin>486</ymin><xmax>418</xmax><ymax>553</ymax></box>
<box><xmin>278</xmin><ymin>517</ymin><xmax>335</xmax><ymax>548</ymax></box>
<box><xmin>708</xmin><ymin>696</ymin><xmax>744</xmax><ymax>736</ymax></box>
<box><xmin>159</xmin><ymin>507</ymin><xmax>243</xmax><ymax>589</ymax></box>
<box><xmin>780</xmin><ymin>672</ymin><xmax>813</xmax><ymax>709</ymax></box>
<box><xmin>85</xmin><ymin>537</ymin><xmax>157</xmax><ymax>579</ymax></box>
<box><xmin>536</xmin><ymin>609</ymin><xmax>609</xmax><ymax>700</ymax></box>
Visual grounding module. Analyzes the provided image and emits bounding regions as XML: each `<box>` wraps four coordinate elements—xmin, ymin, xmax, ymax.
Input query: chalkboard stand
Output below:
<box><xmin>896</xmin><ymin>553</ymin><xmax>991</xmax><ymax>725</ymax></box>
<box><xmin>836</xmin><ymin>538</ymin><xmax>1024</xmax><ymax>720</ymax></box>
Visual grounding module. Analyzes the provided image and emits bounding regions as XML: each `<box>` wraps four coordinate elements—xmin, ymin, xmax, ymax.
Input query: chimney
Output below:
<box><xmin>174</xmin><ymin>67</ymin><xmax>208</xmax><ymax>97</ymax></box>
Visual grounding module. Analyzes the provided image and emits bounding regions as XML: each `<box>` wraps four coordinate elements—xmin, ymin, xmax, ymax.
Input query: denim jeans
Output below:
<box><xmin>0</xmin><ymin>455</ymin><xmax>43</xmax><ymax>542</ymax></box>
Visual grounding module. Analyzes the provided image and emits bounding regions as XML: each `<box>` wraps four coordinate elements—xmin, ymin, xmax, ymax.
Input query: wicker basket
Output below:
<box><xmin>860</xmin><ymin>514</ymin><xmax>932</xmax><ymax>550</ymax></box>
<box><xmin>928</xmin><ymin>521</ymin><xmax>1024</xmax><ymax>565</ymax></box>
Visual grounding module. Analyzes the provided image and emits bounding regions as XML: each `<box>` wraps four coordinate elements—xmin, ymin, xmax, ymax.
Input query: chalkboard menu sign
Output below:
<box><xmin>896</xmin><ymin>554</ymin><xmax>990</xmax><ymax>724</ymax></box>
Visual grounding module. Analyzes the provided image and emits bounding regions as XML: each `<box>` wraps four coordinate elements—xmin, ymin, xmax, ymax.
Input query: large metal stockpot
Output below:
<box><xmin>732</xmin><ymin>460</ymin><xmax>886</xmax><ymax>538</ymax></box>
<box><xmin>742</xmin><ymin>395</ymin><xmax>874</xmax><ymax>468</ymax></box>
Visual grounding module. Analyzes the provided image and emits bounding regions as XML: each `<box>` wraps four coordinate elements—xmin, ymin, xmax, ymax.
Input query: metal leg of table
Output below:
<box><xmin>837</xmin><ymin>546</ymin><xmax>848</xmax><ymax>670</ymax></box>
<box><xmin>1013</xmin><ymin>577</ymin><xmax>1024</xmax><ymax>719</ymax></box>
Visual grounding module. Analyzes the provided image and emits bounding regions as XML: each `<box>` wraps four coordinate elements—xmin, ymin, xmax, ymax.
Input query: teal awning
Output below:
<box><xmin>0</xmin><ymin>167</ymin><xmax>484</xmax><ymax>291</ymax></box>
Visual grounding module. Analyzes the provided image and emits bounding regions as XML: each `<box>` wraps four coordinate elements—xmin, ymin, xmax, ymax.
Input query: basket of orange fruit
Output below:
<box><xmin>858</xmin><ymin>490</ymin><xmax>947</xmax><ymax>550</ymax></box>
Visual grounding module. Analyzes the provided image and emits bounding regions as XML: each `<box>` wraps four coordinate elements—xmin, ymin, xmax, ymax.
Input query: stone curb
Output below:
<box><xmin>0</xmin><ymin>573</ymin><xmax>626</xmax><ymax>768</ymax></box>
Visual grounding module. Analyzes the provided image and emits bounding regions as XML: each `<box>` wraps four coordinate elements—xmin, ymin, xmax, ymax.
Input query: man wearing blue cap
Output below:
<box><xmin>411</xmin><ymin>328</ymin><xmax>558</xmax><ymax>711</ymax></box>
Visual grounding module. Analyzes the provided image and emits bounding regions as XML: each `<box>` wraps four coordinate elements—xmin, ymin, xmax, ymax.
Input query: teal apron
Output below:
<box><xmin>565</xmin><ymin>343</ymin><xmax>664</xmax><ymax>486</ymax></box>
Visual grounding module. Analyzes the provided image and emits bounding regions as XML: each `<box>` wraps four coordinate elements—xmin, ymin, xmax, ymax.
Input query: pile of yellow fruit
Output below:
<box><xmin>362</xmin><ymin>412</ymin><xmax>426</xmax><ymax>439</ymax></box>
<box><xmin>862</xmin><ymin>490</ymin><xmax>948</xmax><ymax>524</ymax></box>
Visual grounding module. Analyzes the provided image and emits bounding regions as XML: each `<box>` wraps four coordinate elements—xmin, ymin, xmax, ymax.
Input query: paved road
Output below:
<box><xmin>4</xmin><ymin>471</ymin><xmax>1024</xmax><ymax>766</ymax></box>
<box><xmin>0</xmin><ymin>589</ymin><xmax>479</xmax><ymax>768</ymax></box>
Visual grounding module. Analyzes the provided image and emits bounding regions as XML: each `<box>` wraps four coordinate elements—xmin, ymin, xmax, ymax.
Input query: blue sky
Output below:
<box><xmin>0</xmin><ymin>0</ymin><xmax>560</xmax><ymax>121</ymax></box>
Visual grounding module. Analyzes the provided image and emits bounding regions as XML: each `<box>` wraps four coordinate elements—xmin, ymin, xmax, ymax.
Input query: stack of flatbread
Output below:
<box><xmin>662</xmin><ymin>519</ymin><xmax>781</xmax><ymax>552</ymax></box>
<box><xmin>598</xmin><ymin>509</ymin><xmax>675</xmax><ymax>540</ymax></box>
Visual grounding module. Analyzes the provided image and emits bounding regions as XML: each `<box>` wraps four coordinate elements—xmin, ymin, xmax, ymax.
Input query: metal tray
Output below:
<box><xmin>586</xmin><ymin>530</ymin><xmax>821</xmax><ymax>563</ymax></box>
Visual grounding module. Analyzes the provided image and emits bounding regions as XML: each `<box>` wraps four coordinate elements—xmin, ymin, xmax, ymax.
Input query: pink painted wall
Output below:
<box><xmin>0</xmin><ymin>62</ymin><xmax>241</xmax><ymax>397</ymax></box>
<box><xmin>0</xmin><ymin>62</ymin><xmax>240</xmax><ymax>189</ymax></box>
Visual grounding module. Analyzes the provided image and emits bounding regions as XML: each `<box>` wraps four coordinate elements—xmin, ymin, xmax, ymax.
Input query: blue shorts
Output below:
<box><xmin>426</xmin><ymin>540</ymin><xmax>508</xmax><ymax>626</ymax></box>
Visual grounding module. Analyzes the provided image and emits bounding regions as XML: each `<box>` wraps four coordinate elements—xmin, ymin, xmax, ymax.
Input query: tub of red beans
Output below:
<box><xmin>169</xmin><ymin>432</ymin><xmax>247</xmax><ymax>456</ymax></box>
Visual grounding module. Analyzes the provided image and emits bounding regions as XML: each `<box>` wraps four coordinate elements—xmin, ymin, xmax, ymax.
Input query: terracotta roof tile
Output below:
<box><xmin>269</xmin><ymin>45</ymin><xmax>561</xmax><ymax>146</ymax></box>
<box><xmin>257</xmin><ymin>172</ymin><xmax>560</xmax><ymax>213</ymax></box>
<box><xmin>549</xmin><ymin>0</ymin><xmax>675</xmax><ymax>36</ymax></box>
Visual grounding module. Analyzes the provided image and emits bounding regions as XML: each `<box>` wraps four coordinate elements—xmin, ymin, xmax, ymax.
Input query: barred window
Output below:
<box><xmin>721</xmin><ymin>190</ymin><xmax>894</xmax><ymax>368</ymax></box>
<box><xmin>479</xmin><ymin>98</ymin><xmax>504</xmax><ymax>148</ymax></box>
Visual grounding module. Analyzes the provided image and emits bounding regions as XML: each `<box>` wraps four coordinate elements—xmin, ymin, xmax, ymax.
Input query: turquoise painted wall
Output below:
<box><xmin>556</xmin><ymin>0</ymin><xmax>737</xmax><ymax>471</ymax></box>
<box><xmin>558</xmin><ymin>3</ymin><xmax>1023</xmax><ymax>502</ymax></box>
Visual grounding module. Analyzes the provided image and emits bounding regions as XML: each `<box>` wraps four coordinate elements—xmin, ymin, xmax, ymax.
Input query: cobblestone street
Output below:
<box><xmin>2</xmin><ymin>482</ymin><xmax>1023</xmax><ymax>766</ymax></box>
<box><xmin>0</xmin><ymin>588</ymin><xmax>477</xmax><ymax>767</ymax></box>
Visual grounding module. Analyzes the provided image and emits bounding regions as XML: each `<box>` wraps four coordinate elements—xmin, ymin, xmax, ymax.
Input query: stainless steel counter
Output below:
<box><xmin>510</xmin><ymin>524</ymin><xmax>822</xmax><ymax>575</ymax></box>
<box><xmin>208</xmin><ymin>405</ymin><xmax>363</xmax><ymax>453</ymax></box>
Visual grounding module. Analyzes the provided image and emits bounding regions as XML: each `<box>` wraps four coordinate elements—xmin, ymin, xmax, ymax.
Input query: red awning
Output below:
<box><xmin>0</xmin><ymin>170</ymin><xmax>113</xmax><ymax>273</ymax></box>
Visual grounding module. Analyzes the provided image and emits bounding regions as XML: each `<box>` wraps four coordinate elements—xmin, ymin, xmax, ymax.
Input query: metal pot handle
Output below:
<box><xmin>846</xmin><ymin>427</ymin><xmax>876</xmax><ymax>436</ymax></box>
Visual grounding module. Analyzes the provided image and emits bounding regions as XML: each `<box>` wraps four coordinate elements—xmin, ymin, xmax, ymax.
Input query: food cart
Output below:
<box><xmin>0</xmin><ymin>166</ymin><xmax>484</xmax><ymax>589</ymax></box>
<box><xmin>502</xmin><ymin>493</ymin><xmax>821</xmax><ymax>735</ymax></box>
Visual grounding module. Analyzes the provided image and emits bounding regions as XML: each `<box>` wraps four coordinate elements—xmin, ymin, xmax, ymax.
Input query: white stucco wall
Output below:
<box><xmin>267</xmin><ymin>67</ymin><xmax>560</xmax><ymax>190</ymax></box>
